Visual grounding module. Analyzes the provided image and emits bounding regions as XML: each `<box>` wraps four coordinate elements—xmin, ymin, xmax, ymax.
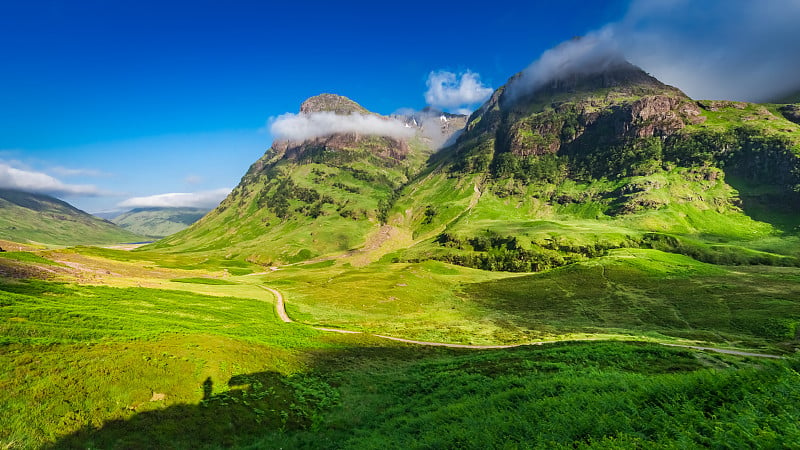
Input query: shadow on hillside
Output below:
<box><xmin>47</xmin><ymin>344</ymin><xmax>456</xmax><ymax>449</ymax></box>
<box><xmin>725</xmin><ymin>176</ymin><xmax>800</xmax><ymax>233</ymax></box>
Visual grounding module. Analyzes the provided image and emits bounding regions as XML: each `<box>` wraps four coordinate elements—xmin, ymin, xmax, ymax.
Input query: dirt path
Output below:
<box><xmin>258</xmin><ymin>286</ymin><xmax>292</xmax><ymax>323</ymax></box>
<box><xmin>262</xmin><ymin>285</ymin><xmax>785</xmax><ymax>358</ymax></box>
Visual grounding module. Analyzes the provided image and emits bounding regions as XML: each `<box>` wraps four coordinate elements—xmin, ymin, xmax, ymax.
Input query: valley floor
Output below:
<box><xmin>1</xmin><ymin>245</ymin><xmax>799</xmax><ymax>448</ymax></box>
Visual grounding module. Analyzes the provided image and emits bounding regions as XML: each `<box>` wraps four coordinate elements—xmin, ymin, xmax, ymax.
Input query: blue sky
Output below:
<box><xmin>1</xmin><ymin>0</ymin><xmax>799</xmax><ymax>213</ymax></box>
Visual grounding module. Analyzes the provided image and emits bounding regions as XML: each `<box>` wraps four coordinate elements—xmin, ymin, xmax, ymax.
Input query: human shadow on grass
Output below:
<box><xmin>47</xmin><ymin>344</ymin><xmax>451</xmax><ymax>449</ymax></box>
<box><xmin>47</xmin><ymin>370</ymin><xmax>324</xmax><ymax>450</ymax></box>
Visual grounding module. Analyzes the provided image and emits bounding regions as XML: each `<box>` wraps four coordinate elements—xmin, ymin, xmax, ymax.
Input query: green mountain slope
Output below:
<box><xmin>150</xmin><ymin>94</ymin><xmax>464</xmax><ymax>263</ymax></box>
<box><xmin>389</xmin><ymin>62</ymin><xmax>800</xmax><ymax>271</ymax></box>
<box><xmin>112</xmin><ymin>207</ymin><xmax>209</xmax><ymax>238</ymax></box>
<box><xmin>0</xmin><ymin>189</ymin><xmax>145</xmax><ymax>246</ymax></box>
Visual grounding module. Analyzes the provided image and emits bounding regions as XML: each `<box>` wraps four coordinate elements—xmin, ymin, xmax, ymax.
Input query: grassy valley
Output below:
<box><xmin>3</xmin><ymin>66</ymin><xmax>800</xmax><ymax>447</ymax></box>
<box><xmin>2</xmin><ymin>248</ymin><xmax>799</xmax><ymax>448</ymax></box>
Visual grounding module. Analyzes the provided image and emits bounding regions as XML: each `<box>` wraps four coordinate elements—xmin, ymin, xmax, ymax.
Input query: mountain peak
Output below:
<box><xmin>501</xmin><ymin>60</ymin><xmax>678</xmax><ymax>111</ymax></box>
<box><xmin>299</xmin><ymin>93</ymin><xmax>369</xmax><ymax>115</ymax></box>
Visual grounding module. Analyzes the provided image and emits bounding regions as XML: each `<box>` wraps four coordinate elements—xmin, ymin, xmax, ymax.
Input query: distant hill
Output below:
<box><xmin>111</xmin><ymin>207</ymin><xmax>209</xmax><ymax>238</ymax></box>
<box><xmin>0</xmin><ymin>189</ymin><xmax>145</xmax><ymax>246</ymax></box>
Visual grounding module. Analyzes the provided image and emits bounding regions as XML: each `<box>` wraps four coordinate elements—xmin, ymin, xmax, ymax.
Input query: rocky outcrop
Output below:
<box><xmin>299</xmin><ymin>93</ymin><xmax>369</xmax><ymax>115</ymax></box>
<box><xmin>627</xmin><ymin>95</ymin><xmax>705</xmax><ymax>137</ymax></box>
<box><xmin>456</xmin><ymin>58</ymin><xmax>707</xmax><ymax>162</ymax></box>
<box><xmin>501</xmin><ymin>94</ymin><xmax>704</xmax><ymax>157</ymax></box>
<box><xmin>272</xmin><ymin>133</ymin><xmax>410</xmax><ymax>165</ymax></box>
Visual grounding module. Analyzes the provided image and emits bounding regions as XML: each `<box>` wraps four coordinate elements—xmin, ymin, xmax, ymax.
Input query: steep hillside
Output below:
<box><xmin>0</xmin><ymin>189</ymin><xmax>145</xmax><ymax>246</ymax></box>
<box><xmin>150</xmin><ymin>94</ymin><xmax>465</xmax><ymax>264</ymax></box>
<box><xmin>112</xmin><ymin>207</ymin><xmax>209</xmax><ymax>238</ymax></box>
<box><xmin>389</xmin><ymin>60</ymin><xmax>800</xmax><ymax>271</ymax></box>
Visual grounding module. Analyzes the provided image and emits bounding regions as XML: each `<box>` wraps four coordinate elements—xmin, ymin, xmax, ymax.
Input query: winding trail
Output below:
<box><xmin>261</xmin><ymin>285</ymin><xmax>785</xmax><ymax>358</ymax></box>
<box><xmin>259</xmin><ymin>286</ymin><xmax>291</xmax><ymax>323</ymax></box>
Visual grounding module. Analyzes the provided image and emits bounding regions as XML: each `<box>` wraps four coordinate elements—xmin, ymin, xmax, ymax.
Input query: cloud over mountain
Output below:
<box><xmin>118</xmin><ymin>188</ymin><xmax>231</xmax><ymax>209</ymax></box>
<box><xmin>504</xmin><ymin>0</ymin><xmax>800</xmax><ymax>103</ymax></box>
<box><xmin>615</xmin><ymin>0</ymin><xmax>800</xmax><ymax>102</ymax></box>
<box><xmin>505</xmin><ymin>32</ymin><xmax>625</xmax><ymax>101</ymax></box>
<box><xmin>0</xmin><ymin>163</ymin><xmax>103</xmax><ymax>197</ymax></box>
<box><xmin>424</xmin><ymin>70</ymin><xmax>493</xmax><ymax>112</ymax></box>
<box><xmin>269</xmin><ymin>112</ymin><xmax>414</xmax><ymax>142</ymax></box>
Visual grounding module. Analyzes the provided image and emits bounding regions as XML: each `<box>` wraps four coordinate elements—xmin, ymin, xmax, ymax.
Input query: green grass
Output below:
<box><xmin>43</xmin><ymin>341</ymin><xmax>800</xmax><ymax>449</ymax></box>
<box><xmin>0</xmin><ymin>276</ymin><xmax>361</xmax><ymax>447</ymax></box>
<box><xmin>258</xmin><ymin>259</ymin><xmax>522</xmax><ymax>344</ymax></box>
<box><xmin>2</xmin><ymin>248</ymin><xmax>800</xmax><ymax>448</ymax></box>
<box><xmin>0</xmin><ymin>251</ymin><xmax>62</xmax><ymax>266</ymax></box>
<box><xmin>147</xmin><ymin>141</ymin><xmax>435</xmax><ymax>265</ymax></box>
<box><xmin>298</xmin><ymin>343</ymin><xmax>800</xmax><ymax>449</ymax></box>
<box><xmin>170</xmin><ymin>277</ymin><xmax>237</xmax><ymax>285</ymax></box>
<box><xmin>461</xmin><ymin>249</ymin><xmax>800</xmax><ymax>350</ymax></box>
<box><xmin>0</xmin><ymin>279</ymin><xmax>321</xmax><ymax>347</ymax></box>
<box><xmin>251</xmin><ymin>249</ymin><xmax>800</xmax><ymax>351</ymax></box>
<box><xmin>691</xmin><ymin>101</ymin><xmax>800</xmax><ymax>141</ymax></box>
<box><xmin>59</xmin><ymin>246</ymin><xmax>262</xmax><ymax>276</ymax></box>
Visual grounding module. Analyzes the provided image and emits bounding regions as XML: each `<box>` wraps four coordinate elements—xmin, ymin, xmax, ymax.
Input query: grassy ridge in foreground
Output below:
<box><xmin>49</xmin><ymin>342</ymin><xmax>800</xmax><ymax>449</ymax></box>
<box><xmin>0</xmin><ymin>277</ymin><xmax>338</xmax><ymax>447</ymax></box>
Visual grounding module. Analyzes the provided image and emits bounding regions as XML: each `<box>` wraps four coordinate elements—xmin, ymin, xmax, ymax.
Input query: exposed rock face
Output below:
<box><xmin>272</xmin><ymin>133</ymin><xmax>410</xmax><ymax>164</ymax></box>
<box><xmin>461</xmin><ymin>61</ymin><xmax>705</xmax><ymax>159</ymax></box>
<box><xmin>627</xmin><ymin>95</ymin><xmax>705</xmax><ymax>137</ymax></box>
<box><xmin>299</xmin><ymin>93</ymin><xmax>369</xmax><ymax>115</ymax></box>
<box><xmin>779</xmin><ymin>104</ymin><xmax>800</xmax><ymax>125</ymax></box>
<box><xmin>501</xmin><ymin>94</ymin><xmax>704</xmax><ymax>157</ymax></box>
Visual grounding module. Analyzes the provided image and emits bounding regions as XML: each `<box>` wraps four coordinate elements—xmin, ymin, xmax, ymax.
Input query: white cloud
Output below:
<box><xmin>505</xmin><ymin>32</ymin><xmax>625</xmax><ymax>101</ymax></box>
<box><xmin>118</xmin><ymin>188</ymin><xmax>231</xmax><ymax>209</ymax></box>
<box><xmin>503</xmin><ymin>0</ymin><xmax>800</xmax><ymax>103</ymax></box>
<box><xmin>269</xmin><ymin>112</ymin><xmax>414</xmax><ymax>142</ymax></box>
<box><xmin>424</xmin><ymin>71</ymin><xmax>493</xmax><ymax>111</ymax></box>
<box><xmin>607</xmin><ymin>0</ymin><xmax>800</xmax><ymax>101</ymax></box>
<box><xmin>0</xmin><ymin>163</ymin><xmax>103</xmax><ymax>197</ymax></box>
